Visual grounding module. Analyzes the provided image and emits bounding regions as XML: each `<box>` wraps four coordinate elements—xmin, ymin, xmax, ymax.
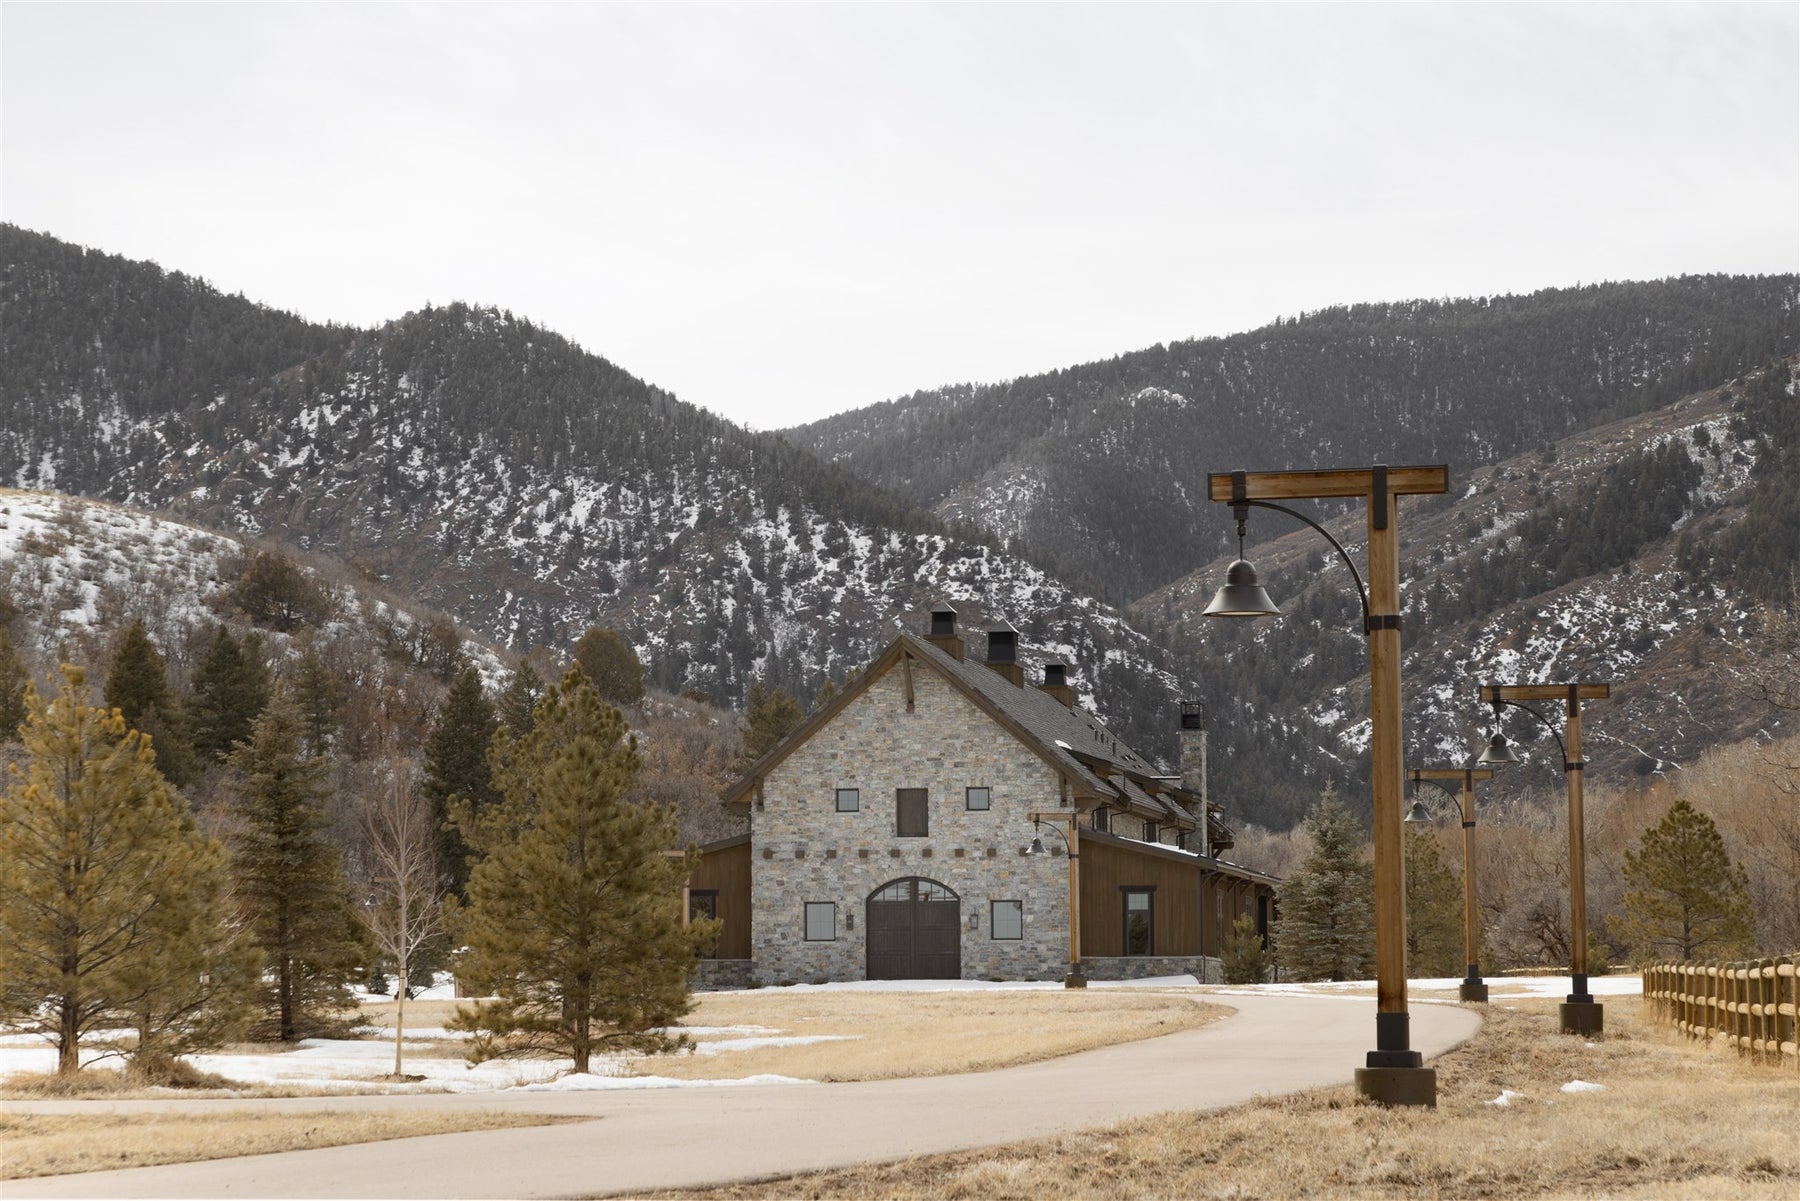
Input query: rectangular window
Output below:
<box><xmin>835</xmin><ymin>787</ymin><xmax>860</xmax><ymax>812</ymax></box>
<box><xmin>689</xmin><ymin>891</ymin><xmax>718</xmax><ymax>922</ymax></box>
<box><xmin>1092</xmin><ymin>807</ymin><xmax>1109</xmax><ymax>833</ymax></box>
<box><xmin>965</xmin><ymin>786</ymin><xmax>991</xmax><ymax>812</ymax></box>
<box><xmin>896</xmin><ymin>788</ymin><xmax>928</xmax><ymax>837</ymax></box>
<box><xmin>1123</xmin><ymin>887</ymin><xmax>1154</xmax><ymax>956</ymax></box>
<box><xmin>991</xmin><ymin>900</ymin><xmax>1023</xmax><ymax>940</ymax></box>
<box><xmin>1144</xmin><ymin>821</ymin><xmax>1159</xmax><ymax>844</ymax></box>
<box><xmin>689</xmin><ymin>891</ymin><xmax>719</xmax><ymax>958</ymax></box>
<box><xmin>804</xmin><ymin>902</ymin><xmax>837</xmax><ymax>942</ymax></box>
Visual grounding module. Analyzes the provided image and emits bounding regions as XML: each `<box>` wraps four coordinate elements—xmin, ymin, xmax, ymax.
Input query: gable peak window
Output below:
<box><xmin>965</xmin><ymin>786</ymin><xmax>991</xmax><ymax>811</ymax></box>
<box><xmin>896</xmin><ymin>788</ymin><xmax>929</xmax><ymax>837</ymax></box>
<box><xmin>836</xmin><ymin>787</ymin><xmax>860</xmax><ymax>812</ymax></box>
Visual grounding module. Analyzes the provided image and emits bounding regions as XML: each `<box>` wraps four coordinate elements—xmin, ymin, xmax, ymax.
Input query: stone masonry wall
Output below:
<box><xmin>750</xmin><ymin>663</ymin><xmax>1074</xmax><ymax>983</ymax></box>
<box><xmin>1081</xmin><ymin>955</ymin><xmax>1220</xmax><ymax>984</ymax></box>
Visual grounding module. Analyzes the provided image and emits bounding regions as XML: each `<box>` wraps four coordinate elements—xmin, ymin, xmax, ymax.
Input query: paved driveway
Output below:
<box><xmin>6</xmin><ymin>992</ymin><xmax>1481</xmax><ymax>1199</ymax></box>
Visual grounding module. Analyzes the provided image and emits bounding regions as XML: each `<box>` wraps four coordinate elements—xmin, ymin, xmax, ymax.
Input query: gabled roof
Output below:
<box><xmin>723</xmin><ymin>631</ymin><xmax>1199</xmax><ymax>829</ymax></box>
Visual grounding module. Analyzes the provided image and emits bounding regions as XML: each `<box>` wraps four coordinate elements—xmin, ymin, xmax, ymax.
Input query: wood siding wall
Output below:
<box><xmin>1079</xmin><ymin>838</ymin><xmax>1201</xmax><ymax>957</ymax></box>
<box><xmin>1078</xmin><ymin>835</ymin><xmax>1277</xmax><ymax>960</ymax></box>
<box><xmin>691</xmin><ymin>840</ymin><xmax>752</xmax><ymax>960</ymax></box>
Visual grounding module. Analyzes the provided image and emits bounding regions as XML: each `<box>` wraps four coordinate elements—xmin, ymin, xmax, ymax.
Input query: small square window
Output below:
<box><xmin>991</xmin><ymin>900</ymin><xmax>1023</xmax><ymax>940</ymax></box>
<box><xmin>836</xmin><ymin>788</ymin><xmax>860</xmax><ymax>812</ymax></box>
<box><xmin>804</xmin><ymin>902</ymin><xmax>837</xmax><ymax>941</ymax></box>
<box><xmin>965</xmin><ymin>786</ymin><xmax>991</xmax><ymax>811</ymax></box>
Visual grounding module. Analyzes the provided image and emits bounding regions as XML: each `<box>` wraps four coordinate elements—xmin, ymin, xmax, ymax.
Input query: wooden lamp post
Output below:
<box><xmin>1406</xmin><ymin>766</ymin><xmax>1494</xmax><ymax>1002</ymax></box>
<box><xmin>1477</xmin><ymin>681</ymin><xmax>1611</xmax><ymax>1034</ymax></box>
<box><xmin>1204</xmin><ymin>464</ymin><xmax>1449</xmax><ymax>1107</ymax></box>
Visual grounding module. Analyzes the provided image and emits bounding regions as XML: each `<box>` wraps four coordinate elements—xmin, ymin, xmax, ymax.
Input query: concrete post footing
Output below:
<box><xmin>1355</xmin><ymin>1066</ymin><xmax>1438</xmax><ymax>1107</ymax></box>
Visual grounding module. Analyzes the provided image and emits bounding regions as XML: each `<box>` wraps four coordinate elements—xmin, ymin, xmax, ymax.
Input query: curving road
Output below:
<box><xmin>6</xmin><ymin>992</ymin><xmax>1481</xmax><ymax>1199</ymax></box>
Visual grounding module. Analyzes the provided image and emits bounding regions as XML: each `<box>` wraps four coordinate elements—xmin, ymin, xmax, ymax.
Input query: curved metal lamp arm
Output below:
<box><xmin>1031</xmin><ymin>818</ymin><xmax>1071</xmax><ymax>852</ymax></box>
<box><xmin>1493</xmin><ymin>699</ymin><xmax>1569</xmax><ymax>766</ymax></box>
<box><xmin>1412</xmin><ymin>776</ymin><xmax>1464</xmax><ymax>805</ymax></box>
<box><xmin>1233</xmin><ymin>498</ymin><xmax>1372</xmax><ymax>633</ymax></box>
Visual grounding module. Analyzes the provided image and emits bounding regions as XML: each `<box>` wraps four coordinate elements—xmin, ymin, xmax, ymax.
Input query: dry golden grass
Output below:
<box><xmin>0</xmin><ymin>1110</ymin><xmax>590</xmax><ymax>1180</ymax></box>
<box><xmin>662</xmin><ymin>997</ymin><xmax>1800</xmax><ymax>1200</ymax></box>
<box><xmin>358</xmin><ymin>992</ymin><xmax>1226</xmax><ymax>1082</ymax></box>
<box><xmin>645</xmin><ymin>989</ymin><xmax>1225</xmax><ymax>1082</ymax></box>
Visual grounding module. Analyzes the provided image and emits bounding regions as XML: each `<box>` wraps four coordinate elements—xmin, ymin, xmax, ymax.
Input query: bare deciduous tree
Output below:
<box><xmin>356</xmin><ymin>757</ymin><xmax>446</xmax><ymax>1077</ymax></box>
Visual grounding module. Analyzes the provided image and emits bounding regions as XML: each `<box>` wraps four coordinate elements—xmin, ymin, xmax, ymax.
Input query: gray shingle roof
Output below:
<box><xmin>901</xmin><ymin>634</ymin><xmax>1199</xmax><ymax>829</ymax></box>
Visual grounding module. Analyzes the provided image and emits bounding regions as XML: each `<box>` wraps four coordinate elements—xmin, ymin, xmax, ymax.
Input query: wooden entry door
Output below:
<box><xmin>866</xmin><ymin>878</ymin><xmax>961</xmax><ymax>980</ymax></box>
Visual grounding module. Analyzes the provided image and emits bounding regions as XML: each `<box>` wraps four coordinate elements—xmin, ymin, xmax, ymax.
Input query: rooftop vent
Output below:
<box><xmin>984</xmin><ymin>621</ymin><xmax>1024</xmax><ymax>686</ymax></box>
<box><xmin>926</xmin><ymin>604</ymin><xmax>965</xmax><ymax>661</ymax></box>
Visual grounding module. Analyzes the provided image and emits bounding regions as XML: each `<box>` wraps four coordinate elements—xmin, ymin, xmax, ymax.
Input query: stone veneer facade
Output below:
<box><xmin>749</xmin><ymin>662</ymin><xmax>1074</xmax><ymax>983</ymax></box>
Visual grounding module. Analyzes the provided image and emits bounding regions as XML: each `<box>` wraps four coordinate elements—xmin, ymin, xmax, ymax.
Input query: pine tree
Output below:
<box><xmin>0</xmin><ymin>627</ymin><xmax>29</xmax><ymax>742</ymax></box>
<box><xmin>447</xmin><ymin>669</ymin><xmax>713</xmax><ymax>1073</ymax></box>
<box><xmin>422</xmin><ymin>663</ymin><xmax>499</xmax><ymax>897</ymax></box>
<box><xmin>496</xmin><ymin>659</ymin><xmax>543</xmax><ymax>738</ymax></box>
<box><xmin>230</xmin><ymin>694</ymin><xmax>365</xmax><ymax>1040</ymax></box>
<box><xmin>1610</xmin><ymin>798</ymin><xmax>1756</xmax><ymax>961</ymax></box>
<box><xmin>731</xmin><ymin>681</ymin><xmax>806</xmax><ymax>775</ymax></box>
<box><xmin>0</xmin><ymin>667</ymin><xmax>249</xmax><ymax>1075</ymax></box>
<box><xmin>189</xmin><ymin>625</ymin><xmax>271</xmax><ymax>762</ymax></box>
<box><xmin>1404</xmin><ymin>824</ymin><xmax>1465</xmax><ymax>979</ymax></box>
<box><xmin>229</xmin><ymin>550</ymin><xmax>331</xmax><ymax>631</ymax></box>
<box><xmin>1219</xmin><ymin>914</ymin><xmax>1270</xmax><ymax>984</ymax></box>
<box><xmin>104</xmin><ymin>619</ymin><xmax>196</xmax><ymax>787</ymax></box>
<box><xmin>289</xmin><ymin>641</ymin><xmax>343</xmax><ymax>759</ymax></box>
<box><xmin>1276</xmin><ymin>782</ymin><xmax>1375</xmax><ymax>982</ymax></box>
<box><xmin>572</xmin><ymin>626</ymin><xmax>645</xmax><ymax>707</ymax></box>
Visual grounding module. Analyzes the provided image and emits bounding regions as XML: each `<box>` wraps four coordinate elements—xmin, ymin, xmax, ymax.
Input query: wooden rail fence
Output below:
<box><xmin>1642</xmin><ymin>954</ymin><xmax>1799</xmax><ymax>1070</ymax></box>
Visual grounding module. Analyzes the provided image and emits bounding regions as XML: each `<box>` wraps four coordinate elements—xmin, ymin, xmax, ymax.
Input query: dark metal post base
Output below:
<box><xmin>1459</xmin><ymin>980</ymin><xmax>1489</xmax><ymax>1003</ymax></box>
<box><xmin>1063</xmin><ymin>971</ymin><xmax>1088</xmax><ymax>989</ymax></box>
<box><xmin>1559</xmin><ymin>1000</ymin><xmax>1604</xmax><ymax>1035</ymax></box>
<box><xmin>1355</xmin><ymin>1066</ymin><xmax>1437</xmax><ymax>1107</ymax></box>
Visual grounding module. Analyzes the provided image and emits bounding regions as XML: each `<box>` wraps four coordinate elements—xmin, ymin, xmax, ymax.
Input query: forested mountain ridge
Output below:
<box><xmin>0</xmin><ymin>225</ymin><xmax>1195</xmax><ymax>754</ymax></box>
<box><xmin>787</xmin><ymin>278</ymin><xmax>1800</xmax><ymax>601</ymax></box>
<box><xmin>5</xmin><ymin>224</ymin><xmax>1794</xmax><ymax>832</ymax></box>
<box><xmin>1144</xmin><ymin>355</ymin><xmax>1800</xmax><ymax>830</ymax></box>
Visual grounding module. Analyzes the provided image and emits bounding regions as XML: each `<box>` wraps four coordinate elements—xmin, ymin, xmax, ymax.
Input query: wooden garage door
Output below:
<box><xmin>866</xmin><ymin>878</ymin><xmax>961</xmax><ymax>980</ymax></box>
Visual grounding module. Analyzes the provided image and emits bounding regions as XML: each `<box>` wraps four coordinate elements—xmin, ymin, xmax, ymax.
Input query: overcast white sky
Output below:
<box><xmin>3</xmin><ymin>3</ymin><xmax>1795</xmax><ymax>429</ymax></box>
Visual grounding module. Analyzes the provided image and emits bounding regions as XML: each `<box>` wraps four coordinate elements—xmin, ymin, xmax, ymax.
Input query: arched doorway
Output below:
<box><xmin>867</xmin><ymin>878</ymin><xmax>961</xmax><ymax>980</ymax></box>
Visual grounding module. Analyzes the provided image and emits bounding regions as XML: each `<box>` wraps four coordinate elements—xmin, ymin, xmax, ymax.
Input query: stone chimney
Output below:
<box><xmin>926</xmin><ymin>604</ymin><xmax>965</xmax><ymax>661</ymax></box>
<box><xmin>983</xmin><ymin>621</ymin><xmax>1025</xmax><ymax>686</ymax></box>
<box><xmin>1179</xmin><ymin>700</ymin><xmax>1209</xmax><ymax>857</ymax></box>
<box><xmin>1039</xmin><ymin>661</ymin><xmax>1076</xmax><ymax>708</ymax></box>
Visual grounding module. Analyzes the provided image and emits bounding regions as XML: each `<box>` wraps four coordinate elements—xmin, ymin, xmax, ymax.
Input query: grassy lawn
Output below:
<box><xmin>0</xmin><ymin>1110</ymin><xmax>590</xmax><ymax>1180</ymax></box>
<box><xmin>659</xmin><ymin>996</ymin><xmax>1800</xmax><ymax>1200</ymax></box>
<box><xmin>359</xmin><ymin>989</ymin><xmax>1227</xmax><ymax>1082</ymax></box>
<box><xmin>649</xmin><ymin>988</ymin><xmax>1226</xmax><ymax>1082</ymax></box>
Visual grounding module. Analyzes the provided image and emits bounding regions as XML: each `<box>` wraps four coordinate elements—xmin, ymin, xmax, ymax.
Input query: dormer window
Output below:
<box><xmin>1144</xmin><ymin>821</ymin><xmax>1159</xmax><ymax>844</ymax></box>
<box><xmin>1092</xmin><ymin>807</ymin><xmax>1109</xmax><ymax>833</ymax></box>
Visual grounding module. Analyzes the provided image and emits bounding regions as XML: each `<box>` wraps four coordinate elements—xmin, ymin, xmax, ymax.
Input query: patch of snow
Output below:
<box><xmin>1561</xmin><ymin>1079</ymin><xmax>1606</xmax><ymax>1093</ymax></box>
<box><xmin>516</xmin><ymin>1072</ymin><xmax>813</xmax><ymax>1092</ymax></box>
<box><xmin>1487</xmin><ymin>1089</ymin><xmax>1527</xmax><ymax>1106</ymax></box>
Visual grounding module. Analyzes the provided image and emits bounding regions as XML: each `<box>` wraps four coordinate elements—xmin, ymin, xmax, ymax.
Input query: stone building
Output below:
<box><xmin>689</xmin><ymin>606</ymin><xmax>1277</xmax><ymax>986</ymax></box>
